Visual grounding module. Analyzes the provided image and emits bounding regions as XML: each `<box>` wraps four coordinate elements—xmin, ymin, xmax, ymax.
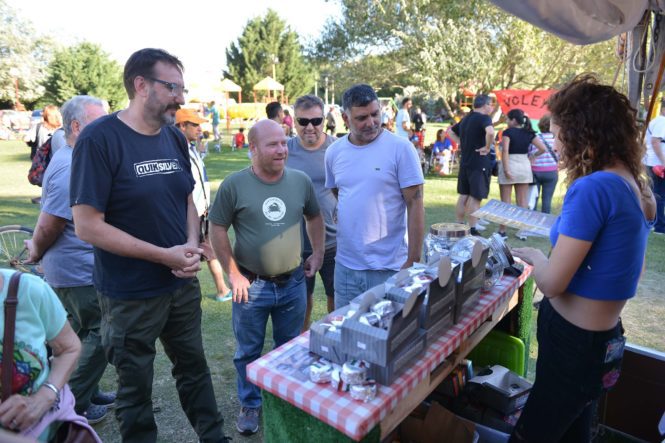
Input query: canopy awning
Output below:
<box><xmin>253</xmin><ymin>76</ymin><xmax>284</xmax><ymax>91</ymax></box>
<box><xmin>220</xmin><ymin>78</ymin><xmax>242</xmax><ymax>92</ymax></box>
<box><xmin>490</xmin><ymin>0</ymin><xmax>649</xmax><ymax>45</ymax></box>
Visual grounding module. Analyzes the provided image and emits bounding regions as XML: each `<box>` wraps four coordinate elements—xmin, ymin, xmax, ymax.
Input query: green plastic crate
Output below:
<box><xmin>468</xmin><ymin>330</ymin><xmax>525</xmax><ymax>376</ymax></box>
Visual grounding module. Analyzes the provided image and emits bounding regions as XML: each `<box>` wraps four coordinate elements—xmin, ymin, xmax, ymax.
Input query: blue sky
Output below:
<box><xmin>8</xmin><ymin>0</ymin><xmax>341</xmax><ymax>85</ymax></box>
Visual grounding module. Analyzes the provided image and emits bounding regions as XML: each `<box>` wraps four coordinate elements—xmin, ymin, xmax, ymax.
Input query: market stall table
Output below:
<box><xmin>247</xmin><ymin>267</ymin><xmax>532</xmax><ymax>442</ymax></box>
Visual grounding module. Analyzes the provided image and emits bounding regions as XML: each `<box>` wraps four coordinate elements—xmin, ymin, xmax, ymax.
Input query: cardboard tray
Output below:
<box><xmin>342</xmin><ymin>284</ymin><xmax>424</xmax><ymax>366</ymax></box>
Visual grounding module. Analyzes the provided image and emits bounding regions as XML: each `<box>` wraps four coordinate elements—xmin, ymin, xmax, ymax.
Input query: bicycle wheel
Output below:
<box><xmin>0</xmin><ymin>225</ymin><xmax>43</xmax><ymax>277</ymax></box>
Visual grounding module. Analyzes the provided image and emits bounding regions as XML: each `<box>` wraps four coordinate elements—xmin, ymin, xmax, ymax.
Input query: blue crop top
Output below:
<box><xmin>549</xmin><ymin>171</ymin><xmax>652</xmax><ymax>300</ymax></box>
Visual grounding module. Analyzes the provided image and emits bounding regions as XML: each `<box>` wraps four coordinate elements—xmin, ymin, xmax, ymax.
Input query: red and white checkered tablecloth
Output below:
<box><xmin>247</xmin><ymin>267</ymin><xmax>532</xmax><ymax>441</ymax></box>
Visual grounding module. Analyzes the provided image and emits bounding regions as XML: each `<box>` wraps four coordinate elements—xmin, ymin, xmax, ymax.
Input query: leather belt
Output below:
<box><xmin>239</xmin><ymin>266</ymin><xmax>295</xmax><ymax>285</ymax></box>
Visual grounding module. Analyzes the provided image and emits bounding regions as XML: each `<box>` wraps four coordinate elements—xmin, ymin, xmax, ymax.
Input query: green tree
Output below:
<box><xmin>312</xmin><ymin>0</ymin><xmax>617</xmax><ymax>113</ymax></box>
<box><xmin>226</xmin><ymin>9</ymin><xmax>314</xmax><ymax>102</ymax></box>
<box><xmin>0</xmin><ymin>0</ymin><xmax>56</xmax><ymax>108</ymax></box>
<box><xmin>43</xmin><ymin>42</ymin><xmax>125</xmax><ymax>110</ymax></box>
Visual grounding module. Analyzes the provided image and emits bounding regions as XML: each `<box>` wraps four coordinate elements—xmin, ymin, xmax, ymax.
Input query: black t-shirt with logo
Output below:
<box><xmin>70</xmin><ymin>113</ymin><xmax>194</xmax><ymax>299</ymax></box>
<box><xmin>451</xmin><ymin>111</ymin><xmax>493</xmax><ymax>169</ymax></box>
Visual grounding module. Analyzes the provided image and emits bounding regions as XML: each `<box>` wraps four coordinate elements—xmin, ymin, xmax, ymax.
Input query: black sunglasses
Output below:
<box><xmin>296</xmin><ymin>117</ymin><xmax>323</xmax><ymax>127</ymax></box>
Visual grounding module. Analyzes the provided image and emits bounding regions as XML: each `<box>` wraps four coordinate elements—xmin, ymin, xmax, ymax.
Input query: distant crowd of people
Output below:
<box><xmin>5</xmin><ymin>46</ymin><xmax>661</xmax><ymax>443</ymax></box>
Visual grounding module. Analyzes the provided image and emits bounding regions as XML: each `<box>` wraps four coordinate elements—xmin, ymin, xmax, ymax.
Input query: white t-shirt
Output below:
<box><xmin>646</xmin><ymin>114</ymin><xmax>665</xmax><ymax>166</ymax></box>
<box><xmin>189</xmin><ymin>144</ymin><xmax>211</xmax><ymax>216</ymax></box>
<box><xmin>324</xmin><ymin>130</ymin><xmax>424</xmax><ymax>270</ymax></box>
<box><xmin>395</xmin><ymin>109</ymin><xmax>411</xmax><ymax>139</ymax></box>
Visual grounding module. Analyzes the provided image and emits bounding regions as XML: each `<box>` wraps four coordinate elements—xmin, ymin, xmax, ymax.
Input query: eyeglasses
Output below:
<box><xmin>296</xmin><ymin>117</ymin><xmax>323</xmax><ymax>127</ymax></box>
<box><xmin>146</xmin><ymin>77</ymin><xmax>188</xmax><ymax>97</ymax></box>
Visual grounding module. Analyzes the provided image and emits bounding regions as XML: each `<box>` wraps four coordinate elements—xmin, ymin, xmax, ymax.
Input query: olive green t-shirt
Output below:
<box><xmin>209</xmin><ymin>167</ymin><xmax>320</xmax><ymax>276</ymax></box>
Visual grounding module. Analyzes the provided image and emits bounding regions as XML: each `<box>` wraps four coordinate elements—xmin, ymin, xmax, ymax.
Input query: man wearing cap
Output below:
<box><xmin>176</xmin><ymin>108</ymin><xmax>232</xmax><ymax>300</ymax></box>
<box><xmin>209</xmin><ymin>119</ymin><xmax>324</xmax><ymax>435</ymax></box>
<box><xmin>71</xmin><ymin>48</ymin><xmax>228</xmax><ymax>443</ymax></box>
<box><xmin>287</xmin><ymin>94</ymin><xmax>337</xmax><ymax>330</ymax></box>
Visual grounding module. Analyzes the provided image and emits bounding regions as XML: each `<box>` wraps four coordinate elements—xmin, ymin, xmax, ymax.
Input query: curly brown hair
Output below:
<box><xmin>548</xmin><ymin>74</ymin><xmax>649</xmax><ymax>195</ymax></box>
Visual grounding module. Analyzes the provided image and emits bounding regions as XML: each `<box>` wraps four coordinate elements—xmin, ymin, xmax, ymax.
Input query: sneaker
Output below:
<box><xmin>83</xmin><ymin>404</ymin><xmax>108</xmax><ymax>425</ymax></box>
<box><xmin>91</xmin><ymin>390</ymin><xmax>116</xmax><ymax>408</ymax></box>
<box><xmin>473</xmin><ymin>223</ymin><xmax>486</xmax><ymax>231</ymax></box>
<box><xmin>654</xmin><ymin>230</ymin><xmax>665</xmax><ymax>236</ymax></box>
<box><xmin>497</xmin><ymin>231</ymin><xmax>508</xmax><ymax>239</ymax></box>
<box><xmin>515</xmin><ymin>230</ymin><xmax>528</xmax><ymax>241</ymax></box>
<box><xmin>477</xmin><ymin>218</ymin><xmax>490</xmax><ymax>226</ymax></box>
<box><xmin>236</xmin><ymin>406</ymin><xmax>260</xmax><ymax>435</ymax></box>
<box><xmin>470</xmin><ymin>227</ymin><xmax>484</xmax><ymax>237</ymax></box>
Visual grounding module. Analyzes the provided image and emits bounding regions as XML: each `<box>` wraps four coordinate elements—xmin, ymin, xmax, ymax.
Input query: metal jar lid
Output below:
<box><xmin>429</xmin><ymin>223</ymin><xmax>470</xmax><ymax>238</ymax></box>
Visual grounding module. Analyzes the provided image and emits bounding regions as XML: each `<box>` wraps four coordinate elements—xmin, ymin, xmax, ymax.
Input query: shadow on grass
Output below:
<box><xmin>0</xmin><ymin>196</ymin><xmax>40</xmax><ymax>226</ymax></box>
<box><xmin>4</xmin><ymin>152</ymin><xmax>31</xmax><ymax>163</ymax></box>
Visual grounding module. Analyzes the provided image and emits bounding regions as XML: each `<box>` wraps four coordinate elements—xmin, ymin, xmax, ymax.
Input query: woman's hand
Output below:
<box><xmin>504</xmin><ymin>169</ymin><xmax>513</xmax><ymax>180</ymax></box>
<box><xmin>0</xmin><ymin>389</ymin><xmax>56</xmax><ymax>432</ymax></box>
<box><xmin>511</xmin><ymin>247</ymin><xmax>547</xmax><ymax>266</ymax></box>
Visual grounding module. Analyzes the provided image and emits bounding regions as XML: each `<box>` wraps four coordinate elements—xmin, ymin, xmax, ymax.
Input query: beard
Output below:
<box><xmin>145</xmin><ymin>89</ymin><xmax>179</xmax><ymax>127</ymax></box>
<box><xmin>160</xmin><ymin>104</ymin><xmax>180</xmax><ymax>126</ymax></box>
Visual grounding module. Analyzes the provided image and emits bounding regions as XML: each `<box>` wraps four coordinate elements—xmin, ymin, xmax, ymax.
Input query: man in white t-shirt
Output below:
<box><xmin>175</xmin><ymin>108</ymin><xmax>233</xmax><ymax>298</ymax></box>
<box><xmin>394</xmin><ymin>97</ymin><xmax>412</xmax><ymax>139</ymax></box>
<box><xmin>325</xmin><ymin>85</ymin><xmax>425</xmax><ymax>308</ymax></box>
<box><xmin>646</xmin><ymin>99</ymin><xmax>665</xmax><ymax>234</ymax></box>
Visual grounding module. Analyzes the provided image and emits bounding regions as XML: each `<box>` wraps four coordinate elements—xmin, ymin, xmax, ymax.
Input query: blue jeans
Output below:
<box><xmin>510</xmin><ymin>298</ymin><xmax>624</xmax><ymax>443</ymax></box>
<box><xmin>232</xmin><ymin>265</ymin><xmax>306</xmax><ymax>408</ymax></box>
<box><xmin>531</xmin><ymin>170</ymin><xmax>558</xmax><ymax>214</ymax></box>
<box><xmin>648</xmin><ymin>167</ymin><xmax>665</xmax><ymax>233</ymax></box>
<box><xmin>334</xmin><ymin>262</ymin><xmax>396</xmax><ymax>309</ymax></box>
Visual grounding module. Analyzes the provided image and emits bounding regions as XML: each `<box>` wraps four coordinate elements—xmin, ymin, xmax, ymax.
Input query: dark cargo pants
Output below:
<box><xmin>98</xmin><ymin>278</ymin><xmax>224</xmax><ymax>443</ymax></box>
<box><xmin>54</xmin><ymin>285</ymin><xmax>108</xmax><ymax>413</ymax></box>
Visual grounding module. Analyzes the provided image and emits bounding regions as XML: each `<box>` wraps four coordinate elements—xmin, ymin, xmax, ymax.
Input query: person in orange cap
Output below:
<box><xmin>176</xmin><ymin>108</ymin><xmax>233</xmax><ymax>300</ymax></box>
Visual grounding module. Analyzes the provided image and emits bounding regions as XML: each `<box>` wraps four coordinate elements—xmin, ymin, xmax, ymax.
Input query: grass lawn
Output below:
<box><xmin>1</xmin><ymin>131</ymin><xmax>663</xmax><ymax>442</ymax></box>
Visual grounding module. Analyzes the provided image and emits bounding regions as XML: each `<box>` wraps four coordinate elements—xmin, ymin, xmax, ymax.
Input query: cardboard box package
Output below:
<box><xmin>366</xmin><ymin>331</ymin><xmax>427</xmax><ymax>385</ymax></box>
<box><xmin>399</xmin><ymin>401</ymin><xmax>478</xmax><ymax>443</ymax></box>
<box><xmin>342</xmin><ymin>285</ymin><xmax>424</xmax><ymax>366</ymax></box>
<box><xmin>454</xmin><ymin>241</ymin><xmax>489</xmax><ymax>323</ymax></box>
<box><xmin>385</xmin><ymin>257</ymin><xmax>458</xmax><ymax>331</ymax></box>
<box><xmin>467</xmin><ymin>365</ymin><xmax>532</xmax><ymax>414</ymax></box>
<box><xmin>309</xmin><ymin>305</ymin><xmax>354</xmax><ymax>364</ymax></box>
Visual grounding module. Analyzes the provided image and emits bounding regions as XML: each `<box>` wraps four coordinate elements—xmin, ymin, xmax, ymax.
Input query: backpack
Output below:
<box><xmin>27</xmin><ymin>136</ymin><xmax>53</xmax><ymax>186</ymax></box>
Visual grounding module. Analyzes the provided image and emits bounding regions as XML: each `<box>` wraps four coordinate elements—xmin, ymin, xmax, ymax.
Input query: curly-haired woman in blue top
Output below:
<box><xmin>510</xmin><ymin>74</ymin><xmax>656</xmax><ymax>442</ymax></box>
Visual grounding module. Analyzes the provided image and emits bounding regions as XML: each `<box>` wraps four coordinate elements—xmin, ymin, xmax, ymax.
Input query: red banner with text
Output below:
<box><xmin>493</xmin><ymin>89</ymin><xmax>555</xmax><ymax>120</ymax></box>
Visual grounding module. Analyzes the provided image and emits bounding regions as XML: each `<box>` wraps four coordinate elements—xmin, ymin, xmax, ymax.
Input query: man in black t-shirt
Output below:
<box><xmin>71</xmin><ymin>49</ymin><xmax>228</xmax><ymax>443</ymax></box>
<box><xmin>449</xmin><ymin>95</ymin><xmax>495</xmax><ymax>236</ymax></box>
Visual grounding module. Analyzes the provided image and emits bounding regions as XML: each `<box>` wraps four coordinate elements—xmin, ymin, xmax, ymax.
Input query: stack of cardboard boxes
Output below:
<box><xmin>309</xmin><ymin>242</ymin><xmax>490</xmax><ymax>385</ymax></box>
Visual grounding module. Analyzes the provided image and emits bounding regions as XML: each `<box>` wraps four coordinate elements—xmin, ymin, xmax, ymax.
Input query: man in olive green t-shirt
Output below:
<box><xmin>209</xmin><ymin>119</ymin><xmax>324</xmax><ymax>435</ymax></box>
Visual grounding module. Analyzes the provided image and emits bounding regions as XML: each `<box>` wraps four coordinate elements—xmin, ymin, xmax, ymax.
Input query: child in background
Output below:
<box><xmin>432</xmin><ymin>128</ymin><xmax>452</xmax><ymax>175</ymax></box>
<box><xmin>232</xmin><ymin>128</ymin><xmax>248</xmax><ymax>151</ymax></box>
